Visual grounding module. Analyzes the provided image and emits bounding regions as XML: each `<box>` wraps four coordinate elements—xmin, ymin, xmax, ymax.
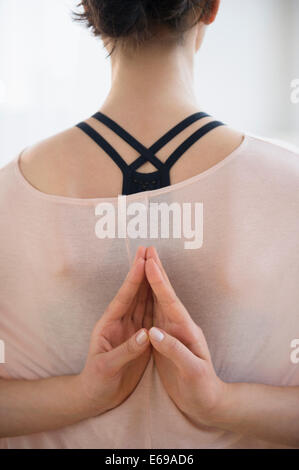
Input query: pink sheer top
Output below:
<box><xmin>0</xmin><ymin>135</ymin><xmax>299</xmax><ymax>449</ymax></box>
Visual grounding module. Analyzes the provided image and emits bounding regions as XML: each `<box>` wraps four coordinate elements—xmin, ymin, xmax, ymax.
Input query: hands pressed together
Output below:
<box><xmin>2</xmin><ymin>247</ymin><xmax>298</xmax><ymax>444</ymax></box>
<box><xmin>75</xmin><ymin>246</ymin><xmax>299</xmax><ymax>447</ymax></box>
<box><xmin>78</xmin><ymin>245</ymin><xmax>229</xmax><ymax>427</ymax></box>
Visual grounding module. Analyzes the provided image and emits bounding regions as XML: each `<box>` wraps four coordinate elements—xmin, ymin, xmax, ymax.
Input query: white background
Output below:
<box><xmin>0</xmin><ymin>0</ymin><xmax>298</xmax><ymax>167</ymax></box>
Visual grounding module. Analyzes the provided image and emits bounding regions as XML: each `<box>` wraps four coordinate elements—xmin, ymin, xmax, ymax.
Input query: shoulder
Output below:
<box><xmin>239</xmin><ymin>134</ymin><xmax>299</xmax><ymax>192</ymax></box>
<box><xmin>244</xmin><ymin>134</ymin><xmax>299</xmax><ymax>171</ymax></box>
<box><xmin>3</xmin><ymin>118</ymin><xmax>121</xmax><ymax>199</ymax></box>
<box><xmin>231</xmin><ymin>135</ymin><xmax>299</xmax><ymax>232</ymax></box>
<box><xmin>17</xmin><ymin>126</ymin><xmax>84</xmax><ymax>195</ymax></box>
<box><xmin>0</xmin><ymin>124</ymin><xmax>83</xmax><ymax>200</ymax></box>
<box><xmin>0</xmin><ymin>121</ymin><xmax>99</xmax><ymax>199</ymax></box>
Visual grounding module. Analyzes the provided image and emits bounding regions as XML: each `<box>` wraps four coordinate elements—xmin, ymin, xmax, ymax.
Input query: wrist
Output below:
<box><xmin>71</xmin><ymin>374</ymin><xmax>106</xmax><ymax>420</ymax></box>
<box><xmin>207</xmin><ymin>381</ymin><xmax>242</xmax><ymax>429</ymax></box>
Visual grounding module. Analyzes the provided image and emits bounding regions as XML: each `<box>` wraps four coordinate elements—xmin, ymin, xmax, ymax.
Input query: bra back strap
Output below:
<box><xmin>75</xmin><ymin>112</ymin><xmax>225</xmax><ymax>195</ymax></box>
<box><xmin>92</xmin><ymin>111</ymin><xmax>210</xmax><ymax>172</ymax></box>
<box><xmin>165</xmin><ymin>120</ymin><xmax>225</xmax><ymax>170</ymax></box>
<box><xmin>76</xmin><ymin>121</ymin><xmax>129</xmax><ymax>174</ymax></box>
<box><xmin>129</xmin><ymin>112</ymin><xmax>210</xmax><ymax>171</ymax></box>
<box><xmin>92</xmin><ymin>111</ymin><xmax>164</xmax><ymax>171</ymax></box>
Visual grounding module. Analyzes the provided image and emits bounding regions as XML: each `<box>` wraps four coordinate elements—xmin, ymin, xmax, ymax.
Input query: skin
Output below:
<box><xmin>145</xmin><ymin>246</ymin><xmax>225</xmax><ymax>426</ymax></box>
<box><xmin>78</xmin><ymin>246</ymin><xmax>153</xmax><ymax>415</ymax></box>
<box><xmin>1</xmin><ymin>245</ymin><xmax>299</xmax><ymax>445</ymax></box>
<box><xmin>1</xmin><ymin>0</ymin><xmax>298</xmax><ymax>447</ymax></box>
<box><xmin>145</xmin><ymin>247</ymin><xmax>299</xmax><ymax>447</ymax></box>
<box><xmin>19</xmin><ymin>0</ymin><xmax>243</xmax><ymax>199</ymax></box>
<box><xmin>0</xmin><ymin>247</ymin><xmax>153</xmax><ymax>437</ymax></box>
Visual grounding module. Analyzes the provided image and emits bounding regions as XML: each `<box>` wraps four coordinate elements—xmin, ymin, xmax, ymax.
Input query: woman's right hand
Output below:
<box><xmin>77</xmin><ymin>246</ymin><xmax>153</xmax><ymax>416</ymax></box>
<box><xmin>0</xmin><ymin>247</ymin><xmax>153</xmax><ymax>438</ymax></box>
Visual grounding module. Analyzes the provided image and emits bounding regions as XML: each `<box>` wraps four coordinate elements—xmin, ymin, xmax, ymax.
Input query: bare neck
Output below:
<box><xmin>100</xmin><ymin>45</ymin><xmax>199</xmax><ymax>123</ymax></box>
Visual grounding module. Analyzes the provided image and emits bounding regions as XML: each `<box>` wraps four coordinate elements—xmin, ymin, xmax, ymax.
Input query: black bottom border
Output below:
<box><xmin>1</xmin><ymin>448</ymin><xmax>299</xmax><ymax>466</ymax></box>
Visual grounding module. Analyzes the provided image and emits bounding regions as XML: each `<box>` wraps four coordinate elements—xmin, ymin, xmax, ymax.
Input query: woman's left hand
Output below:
<box><xmin>144</xmin><ymin>246</ymin><xmax>299</xmax><ymax>446</ymax></box>
<box><xmin>144</xmin><ymin>246</ymin><xmax>229</xmax><ymax>427</ymax></box>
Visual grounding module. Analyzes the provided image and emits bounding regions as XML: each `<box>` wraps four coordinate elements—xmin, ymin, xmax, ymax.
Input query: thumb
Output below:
<box><xmin>103</xmin><ymin>329</ymin><xmax>150</xmax><ymax>374</ymax></box>
<box><xmin>149</xmin><ymin>327</ymin><xmax>200</xmax><ymax>374</ymax></box>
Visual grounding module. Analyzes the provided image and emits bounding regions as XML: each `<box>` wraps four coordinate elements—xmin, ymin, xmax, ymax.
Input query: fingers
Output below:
<box><xmin>103</xmin><ymin>328</ymin><xmax>150</xmax><ymax>374</ymax></box>
<box><xmin>131</xmin><ymin>276</ymin><xmax>149</xmax><ymax>327</ymax></box>
<box><xmin>132</xmin><ymin>245</ymin><xmax>147</xmax><ymax>265</ymax></box>
<box><xmin>145</xmin><ymin>256</ymin><xmax>177</xmax><ymax>305</ymax></box>
<box><xmin>145</xmin><ymin>256</ymin><xmax>192</xmax><ymax>327</ymax></box>
<box><xmin>145</xmin><ymin>246</ymin><xmax>172</xmax><ymax>287</ymax></box>
<box><xmin>145</xmin><ymin>247</ymin><xmax>210</xmax><ymax>359</ymax></box>
<box><xmin>142</xmin><ymin>285</ymin><xmax>154</xmax><ymax>330</ymax></box>
<box><xmin>105</xmin><ymin>247</ymin><xmax>146</xmax><ymax>320</ymax></box>
<box><xmin>148</xmin><ymin>327</ymin><xmax>202</xmax><ymax>375</ymax></box>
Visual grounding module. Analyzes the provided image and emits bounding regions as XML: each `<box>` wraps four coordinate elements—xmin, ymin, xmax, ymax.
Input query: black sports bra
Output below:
<box><xmin>76</xmin><ymin>111</ymin><xmax>225</xmax><ymax>195</ymax></box>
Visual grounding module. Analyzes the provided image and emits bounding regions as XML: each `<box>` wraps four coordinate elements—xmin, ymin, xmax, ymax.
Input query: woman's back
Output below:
<box><xmin>1</xmin><ymin>132</ymin><xmax>299</xmax><ymax>448</ymax></box>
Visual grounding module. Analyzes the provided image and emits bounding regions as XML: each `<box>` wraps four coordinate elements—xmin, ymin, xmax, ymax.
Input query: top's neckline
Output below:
<box><xmin>13</xmin><ymin>134</ymin><xmax>250</xmax><ymax>206</ymax></box>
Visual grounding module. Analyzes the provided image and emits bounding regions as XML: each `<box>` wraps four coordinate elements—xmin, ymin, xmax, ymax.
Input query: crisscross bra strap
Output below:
<box><xmin>76</xmin><ymin>121</ymin><xmax>129</xmax><ymax>174</ymax></box>
<box><xmin>92</xmin><ymin>111</ymin><xmax>209</xmax><ymax>172</ymax></box>
<box><xmin>75</xmin><ymin>111</ymin><xmax>225</xmax><ymax>195</ymax></box>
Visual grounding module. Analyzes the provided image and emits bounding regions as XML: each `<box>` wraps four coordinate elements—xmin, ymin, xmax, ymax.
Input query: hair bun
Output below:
<box><xmin>76</xmin><ymin>0</ymin><xmax>208</xmax><ymax>47</ymax></box>
<box><xmin>96</xmin><ymin>0</ymin><xmax>148</xmax><ymax>38</ymax></box>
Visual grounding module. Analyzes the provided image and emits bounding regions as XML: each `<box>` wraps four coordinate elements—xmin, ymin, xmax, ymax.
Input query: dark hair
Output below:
<box><xmin>74</xmin><ymin>1</ymin><xmax>213</xmax><ymax>54</ymax></box>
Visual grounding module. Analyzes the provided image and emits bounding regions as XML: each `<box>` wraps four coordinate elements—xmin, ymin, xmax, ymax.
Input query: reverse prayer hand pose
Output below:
<box><xmin>145</xmin><ymin>246</ymin><xmax>299</xmax><ymax>447</ymax></box>
<box><xmin>78</xmin><ymin>245</ymin><xmax>153</xmax><ymax>415</ymax></box>
<box><xmin>1</xmin><ymin>244</ymin><xmax>299</xmax><ymax>446</ymax></box>
<box><xmin>0</xmin><ymin>246</ymin><xmax>153</xmax><ymax>437</ymax></box>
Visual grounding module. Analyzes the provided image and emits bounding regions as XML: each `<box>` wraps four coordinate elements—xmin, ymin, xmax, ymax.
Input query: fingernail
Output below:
<box><xmin>149</xmin><ymin>327</ymin><xmax>164</xmax><ymax>342</ymax></box>
<box><xmin>136</xmin><ymin>330</ymin><xmax>148</xmax><ymax>345</ymax></box>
